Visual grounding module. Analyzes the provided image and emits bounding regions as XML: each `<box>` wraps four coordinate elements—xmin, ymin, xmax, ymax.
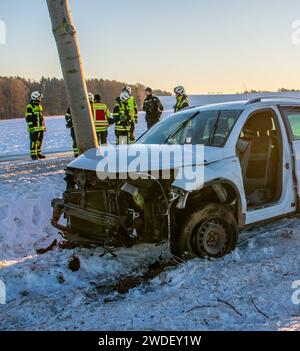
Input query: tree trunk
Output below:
<box><xmin>46</xmin><ymin>0</ymin><xmax>98</xmax><ymax>153</ymax></box>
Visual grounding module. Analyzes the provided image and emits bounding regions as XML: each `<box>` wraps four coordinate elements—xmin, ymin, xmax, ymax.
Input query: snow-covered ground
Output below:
<box><xmin>0</xmin><ymin>157</ymin><xmax>300</xmax><ymax>331</ymax></box>
<box><xmin>0</xmin><ymin>114</ymin><xmax>148</xmax><ymax>157</ymax></box>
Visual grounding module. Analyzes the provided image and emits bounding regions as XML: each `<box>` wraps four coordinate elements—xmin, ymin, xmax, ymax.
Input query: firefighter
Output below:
<box><xmin>174</xmin><ymin>86</ymin><xmax>189</xmax><ymax>113</ymax></box>
<box><xmin>122</xmin><ymin>85</ymin><xmax>138</xmax><ymax>143</ymax></box>
<box><xmin>88</xmin><ymin>92</ymin><xmax>94</xmax><ymax>105</ymax></box>
<box><xmin>65</xmin><ymin>107</ymin><xmax>79</xmax><ymax>158</ymax></box>
<box><xmin>25</xmin><ymin>91</ymin><xmax>46</xmax><ymax>160</ymax></box>
<box><xmin>93</xmin><ymin>94</ymin><xmax>111</xmax><ymax>145</ymax></box>
<box><xmin>65</xmin><ymin>92</ymin><xmax>94</xmax><ymax>158</ymax></box>
<box><xmin>113</xmin><ymin>92</ymin><xmax>132</xmax><ymax>145</ymax></box>
<box><xmin>143</xmin><ymin>87</ymin><xmax>164</xmax><ymax>129</ymax></box>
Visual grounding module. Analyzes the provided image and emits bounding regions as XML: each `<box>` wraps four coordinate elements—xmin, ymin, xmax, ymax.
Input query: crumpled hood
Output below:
<box><xmin>67</xmin><ymin>144</ymin><xmax>224</xmax><ymax>174</ymax></box>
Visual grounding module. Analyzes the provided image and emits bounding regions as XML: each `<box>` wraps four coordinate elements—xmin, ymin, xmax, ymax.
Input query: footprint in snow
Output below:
<box><xmin>32</xmin><ymin>204</ymin><xmax>41</xmax><ymax>225</ymax></box>
<box><xmin>13</xmin><ymin>216</ymin><xmax>23</xmax><ymax>228</ymax></box>
<box><xmin>0</xmin><ymin>205</ymin><xmax>9</xmax><ymax>221</ymax></box>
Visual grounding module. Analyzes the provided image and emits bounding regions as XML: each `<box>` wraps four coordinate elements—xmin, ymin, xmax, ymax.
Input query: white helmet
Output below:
<box><xmin>31</xmin><ymin>91</ymin><xmax>43</xmax><ymax>101</ymax></box>
<box><xmin>122</xmin><ymin>85</ymin><xmax>132</xmax><ymax>95</ymax></box>
<box><xmin>120</xmin><ymin>91</ymin><xmax>131</xmax><ymax>102</ymax></box>
<box><xmin>174</xmin><ymin>86</ymin><xmax>186</xmax><ymax>96</ymax></box>
<box><xmin>88</xmin><ymin>92</ymin><xmax>94</xmax><ymax>103</ymax></box>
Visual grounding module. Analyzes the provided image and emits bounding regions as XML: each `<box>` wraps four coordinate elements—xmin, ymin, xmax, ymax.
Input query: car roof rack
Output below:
<box><xmin>246</xmin><ymin>95</ymin><xmax>300</xmax><ymax>105</ymax></box>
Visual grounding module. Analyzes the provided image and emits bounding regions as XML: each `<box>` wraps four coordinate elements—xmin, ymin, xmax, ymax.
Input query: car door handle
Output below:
<box><xmin>285</xmin><ymin>163</ymin><xmax>290</xmax><ymax>170</ymax></box>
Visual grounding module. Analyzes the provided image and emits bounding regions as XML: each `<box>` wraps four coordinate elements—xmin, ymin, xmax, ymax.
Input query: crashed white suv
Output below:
<box><xmin>52</xmin><ymin>96</ymin><xmax>300</xmax><ymax>259</ymax></box>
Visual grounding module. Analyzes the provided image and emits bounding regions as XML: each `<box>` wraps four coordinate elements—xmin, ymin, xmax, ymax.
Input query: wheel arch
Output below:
<box><xmin>183</xmin><ymin>178</ymin><xmax>245</xmax><ymax>228</ymax></box>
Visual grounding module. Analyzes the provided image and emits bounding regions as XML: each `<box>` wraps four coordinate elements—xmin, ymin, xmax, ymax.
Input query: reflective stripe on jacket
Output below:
<box><xmin>113</xmin><ymin>102</ymin><xmax>132</xmax><ymax>132</ymax></box>
<box><xmin>174</xmin><ymin>95</ymin><xmax>189</xmax><ymax>113</ymax></box>
<box><xmin>93</xmin><ymin>102</ymin><xmax>110</xmax><ymax>132</ymax></box>
<box><xmin>65</xmin><ymin>108</ymin><xmax>73</xmax><ymax>129</ymax></box>
<box><xmin>128</xmin><ymin>96</ymin><xmax>138</xmax><ymax>123</ymax></box>
<box><xmin>25</xmin><ymin>102</ymin><xmax>45</xmax><ymax>132</ymax></box>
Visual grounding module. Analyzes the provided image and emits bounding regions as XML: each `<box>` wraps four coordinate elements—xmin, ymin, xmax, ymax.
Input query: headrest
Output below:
<box><xmin>244</xmin><ymin>113</ymin><xmax>273</xmax><ymax>132</ymax></box>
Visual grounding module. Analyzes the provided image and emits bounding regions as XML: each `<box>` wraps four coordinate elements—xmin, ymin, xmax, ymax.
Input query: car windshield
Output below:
<box><xmin>137</xmin><ymin>109</ymin><xmax>243</xmax><ymax>147</ymax></box>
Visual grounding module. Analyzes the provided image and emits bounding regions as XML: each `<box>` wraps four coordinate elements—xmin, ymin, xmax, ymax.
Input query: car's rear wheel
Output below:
<box><xmin>171</xmin><ymin>203</ymin><xmax>238</xmax><ymax>259</ymax></box>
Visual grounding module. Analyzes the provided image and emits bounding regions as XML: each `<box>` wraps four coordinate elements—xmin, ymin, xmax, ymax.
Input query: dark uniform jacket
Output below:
<box><xmin>143</xmin><ymin>95</ymin><xmax>164</xmax><ymax>123</ymax></box>
<box><xmin>65</xmin><ymin>107</ymin><xmax>73</xmax><ymax>128</ymax></box>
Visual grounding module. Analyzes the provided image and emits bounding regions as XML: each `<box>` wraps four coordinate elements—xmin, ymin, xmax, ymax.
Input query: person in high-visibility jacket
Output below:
<box><xmin>93</xmin><ymin>94</ymin><xmax>111</xmax><ymax>145</ymax></box>
<box><xmin>25</xmin><ymin>91</ymin><xmax>46</xmax><ymax>160</ymax></box>
<box><xmin>65</xmin><ymin>92</ymin><xmax>94</xmax><ymax>158</ymax></box>
<box><xmin>122</xmin><ymin>85</ymin><xmax>138</xmax><ymax>143</ymax></box>
<box><xmin>174</xmin><ymin>86</ymin><xmax>189</xmax><ymax>113</ymax></box>
<box><xmin>113</xmin><ymin>92</ymin><xmax>132</xmax><ymax>145</ymax></box>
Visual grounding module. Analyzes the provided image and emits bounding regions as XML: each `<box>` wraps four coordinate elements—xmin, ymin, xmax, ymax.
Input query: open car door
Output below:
<box><xmin>279</xmin><ymin>106</ymin><xmax>300</xmax><ymax>201</ymax></box>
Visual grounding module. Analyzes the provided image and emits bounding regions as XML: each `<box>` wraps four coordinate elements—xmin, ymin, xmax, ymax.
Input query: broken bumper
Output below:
<box><xmin>51</xmin><ymin>198</ymin><xmax>122</xmax><ymax>244</ymax></box>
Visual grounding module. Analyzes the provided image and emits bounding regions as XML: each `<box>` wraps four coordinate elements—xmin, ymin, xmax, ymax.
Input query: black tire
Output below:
<box><xmin>171</xmin><ymin>203</ymin><xmax>238</xmax><ymax>259</ymax></box>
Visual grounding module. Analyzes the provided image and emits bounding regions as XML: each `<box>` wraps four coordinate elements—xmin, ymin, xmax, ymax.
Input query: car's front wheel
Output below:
<box><xmin>171</xmin><ymin>203</ymin><xmax>238</xmax><ymax>259</ymax></box>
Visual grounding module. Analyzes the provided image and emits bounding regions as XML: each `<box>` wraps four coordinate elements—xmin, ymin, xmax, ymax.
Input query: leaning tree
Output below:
<box><xmin>46</xmin><ymin>0</ymin><xmax>98</xmax><ymax>153</ymax></box>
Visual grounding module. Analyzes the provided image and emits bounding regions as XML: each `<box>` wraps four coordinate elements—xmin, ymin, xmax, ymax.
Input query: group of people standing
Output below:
<box><xmin>25</xmin><ymin>85</ymin><xmax>189</xmax><ymax>160</ymax></box>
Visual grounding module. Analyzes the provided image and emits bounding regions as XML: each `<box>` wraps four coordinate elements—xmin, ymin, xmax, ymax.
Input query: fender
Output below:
<box><xmin>172</xmin><ymin>158</ymin><xmax>247</xmax><ymax>228</ymax></box>
<box><xmin>202</xmin><ymin>178</ymin><xmax>245</xmax><ymax>228</ymax></box>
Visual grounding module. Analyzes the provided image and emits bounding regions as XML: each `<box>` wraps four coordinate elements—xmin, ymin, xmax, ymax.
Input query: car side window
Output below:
<box><xmin>168</xmin><ymin>110</ymin><xmax>242</xmax><ymax>146</ymax></box>
<box><xmin>204</xmin><ymin>110</ymin><xmax>240</xmax><ymax>147</ymax></box>
<box><xmin>167</xmin><ymin>118</ymin><xmax>197</xmax><ymax>144</ymax></box>
<box><xmin>281</xmin><ymin>107</ymin><xmax>300</xmax><ymax>140</ymax></box>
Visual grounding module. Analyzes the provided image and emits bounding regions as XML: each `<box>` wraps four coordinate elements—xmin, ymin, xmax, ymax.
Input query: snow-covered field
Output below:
<box><xmin>0</xmin><ymin>114</ymin><xmax>148</xmax><ymax>158</ymax></box>
<box><xmin>0</xmin><ymin>157</ymin><xmax>300</xmax><ymax>331</ymax></box>
<box><xmin>1</xmin><ymin>93</ymin><xmax>300</xmax><ymax>331</ymax></box>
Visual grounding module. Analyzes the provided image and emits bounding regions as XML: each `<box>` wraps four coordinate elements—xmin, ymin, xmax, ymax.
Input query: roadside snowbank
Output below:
<box><xmin>0</xmin><ymin>158</ymin><xmax>67</xmax><ymax>260</ymax></box>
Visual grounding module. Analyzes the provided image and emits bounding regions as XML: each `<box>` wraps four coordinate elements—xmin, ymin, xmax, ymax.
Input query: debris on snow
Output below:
<box><xmin>68</xmin><ymin>256</ymin><xmax>81</xmax><ymax>272</ymax></box>
<box><xmin>36</xmin><ymin>239</ymin><xmax>57</xmax><ymax>255</ymax></box>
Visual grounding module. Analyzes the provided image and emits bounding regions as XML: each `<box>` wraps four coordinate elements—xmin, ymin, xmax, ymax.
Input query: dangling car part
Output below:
<box><xmin>52</xmin><ymin>168</ymin><xmax>173</xmax><ymax>247</ymax></box>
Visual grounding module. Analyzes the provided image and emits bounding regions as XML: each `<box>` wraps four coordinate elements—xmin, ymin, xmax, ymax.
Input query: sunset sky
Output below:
<box><xmin>1</xmin><ymin>0</ymin><xmax>300</xmax><ymax>93</ymax></box>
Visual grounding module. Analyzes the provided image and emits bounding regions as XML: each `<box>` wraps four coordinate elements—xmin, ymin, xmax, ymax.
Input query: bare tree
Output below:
<box><xmin>46</xmin><ymin>0</ymin><xmax>98</xmax><ymax>153</ymax></box>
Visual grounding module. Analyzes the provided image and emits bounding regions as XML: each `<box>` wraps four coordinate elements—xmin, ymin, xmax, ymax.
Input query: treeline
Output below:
<box><xmin>242</xmin><ymin>88</ymin><xmax>300</xmax><ymax>94</ymax></box>
<box><xmin>0</xmin><ymin>76</ymin><xmax>171</xmax><ymax>120</ymax></box>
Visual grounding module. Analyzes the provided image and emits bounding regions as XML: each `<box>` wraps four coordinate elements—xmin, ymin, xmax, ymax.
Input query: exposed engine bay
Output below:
<box><xmin>51</xmin><ymin>167</ymin><xmax>178</xmax><ymax>247</ymax></box>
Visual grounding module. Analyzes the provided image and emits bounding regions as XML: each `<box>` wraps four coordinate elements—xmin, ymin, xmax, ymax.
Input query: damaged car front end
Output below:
<box><xmin>52</xmin><ymin>107</ymin><xmax>244</xmax><ymax>258</ymax></box>
<box><xmin>51</xmin><ymin>146</ymin><xmax>185</xmax><ymax>248</ymax></box>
